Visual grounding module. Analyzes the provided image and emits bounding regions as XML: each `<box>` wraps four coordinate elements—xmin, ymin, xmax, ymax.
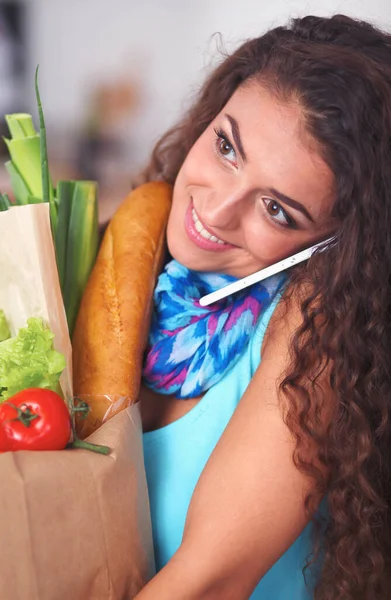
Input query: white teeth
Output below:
<box><xmin>199</xmin><ymin>228</ymin><xmax>212</xmax><ymax>240</ymax></box>
<box><xmin>194</xmin><ymin>218</ymin><xmax>203</xmax><ymax>233</ymax></box>
<box><xmin>191</xmin><ymin>208</ymin><xmax>226</xmax><ymax>244</ymax></box>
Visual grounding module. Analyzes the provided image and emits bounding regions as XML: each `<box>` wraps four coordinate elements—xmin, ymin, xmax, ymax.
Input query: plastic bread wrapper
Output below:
<box><xmin>75</xmin><ymin>393</ymin><xmax>134</xmax><ymax>439</ymax></box>
<box><xmin>0</xmin><ymin>204</ymin><xmax>155</xmax><ymax>599</ymax></box>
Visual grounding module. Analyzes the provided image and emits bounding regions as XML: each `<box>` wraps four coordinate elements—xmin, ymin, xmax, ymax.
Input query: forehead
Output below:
<box><xmin>217</xmin><ymin>81</ymin><xmax>335</xmax><ymax>221</ymax></box>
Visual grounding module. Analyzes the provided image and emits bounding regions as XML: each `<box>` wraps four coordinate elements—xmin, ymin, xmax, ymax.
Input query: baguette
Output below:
<box><xmin>72</xmin><ymin>181</ymin><xmax>172</xmax><ymax>438</ymax></box>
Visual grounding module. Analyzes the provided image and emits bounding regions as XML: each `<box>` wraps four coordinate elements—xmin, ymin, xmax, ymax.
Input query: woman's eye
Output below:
<box><xmin>263</xmin><ymin>198</ymin><xmax>293</xmax><ymax>227</ymax></box>
<box><xmin>214</xmin><ymin>128</ymin><xmax>236</xmax><ymax>163</ymax></box>
<box><xmin>219</xmin><ymin>138</ymin><xmax>233</xmax><ymax>156</ymax></box>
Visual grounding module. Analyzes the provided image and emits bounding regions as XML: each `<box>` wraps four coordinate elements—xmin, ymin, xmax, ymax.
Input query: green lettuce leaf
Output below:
<box><xmin>0</xmin><ymin>317</ymin><xmax>66</xmax><ymax>401</ymax></box>
<box><xmin>0</xmin><ymin>310</ymin><xmax>10</xmax><ymax>342</ymax></box>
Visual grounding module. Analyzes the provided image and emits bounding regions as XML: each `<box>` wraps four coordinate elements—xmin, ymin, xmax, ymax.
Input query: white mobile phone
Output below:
<box><xmin>199</xmin><ymin>237</ymin><xmax>334</xmax><ymax>307</ymax></box>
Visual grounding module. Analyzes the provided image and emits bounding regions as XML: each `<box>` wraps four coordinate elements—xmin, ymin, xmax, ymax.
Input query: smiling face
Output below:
<box><xmin>167</xmin><ymin>80</ymin><xmax>337</xmax><ymax>278</ymax></box>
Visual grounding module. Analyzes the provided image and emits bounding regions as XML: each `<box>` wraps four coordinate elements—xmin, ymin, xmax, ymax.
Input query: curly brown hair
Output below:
<box><xmin>141</xmin><ymin>14</ymin><xmax>391</xmax><ymax>599</ymax></box>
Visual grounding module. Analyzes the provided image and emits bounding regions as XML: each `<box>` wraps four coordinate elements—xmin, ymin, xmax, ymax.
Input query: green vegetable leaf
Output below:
<box><xmin>3</xmin><ymin>114</ymin><xmax>44</xmax><ymax>203</ymax></box>
<box><xmin>0</xmin><ymin>310</ymin><xmax>10</xmax><ymax>342</ymax></box>
<box><xmin>0</xmin><ymin>193</ymin><xmax>11</xmax><ymax>212</ymax></box>
<box><xmin>35</xmin><ymin>66</ymin><xmax>57</xmax><ymax>234</ymax></box>
<box><xmin>0</xmin><ymin>317</ymin><xmax>66</xmax><ymax>401</ymax></box>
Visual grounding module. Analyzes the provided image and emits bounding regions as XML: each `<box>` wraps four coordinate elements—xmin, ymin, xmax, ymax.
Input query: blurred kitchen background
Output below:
<box><xmin>0</xmin><ymin>0</ymin><xmax>390</xmax><ymax>224</ymax></box>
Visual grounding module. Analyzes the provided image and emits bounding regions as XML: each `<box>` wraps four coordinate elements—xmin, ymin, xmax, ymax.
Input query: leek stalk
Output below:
<box><xmin>61</xmin><ymin>181</ymin><xmax>98</xmax><ymax>335</ymax></box>
<box><xmin>3</xmin><ymin>113</ymin><xmax>53</xmax><ymax>204</ymax></box>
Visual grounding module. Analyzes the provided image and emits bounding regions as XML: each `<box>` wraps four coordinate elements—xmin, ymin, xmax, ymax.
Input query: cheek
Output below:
<box><xmin>170</xmin><ymin>167</ymin><xmax>189</xmax><ymax>222</ymax></box>
<box><xmin>168</xmin><ymin>136</ymin><xmax>213</xmax><ymax>219</ymax></box>
<box><xmin>178</xmin><ymin>131</ymin><xmax>217</xmax><ymax>185</ymax></box>
<box><xmin>166</xmin><ymin>211</ymin><xmax>183</xmax><ymax>264</ymax></box>
<box><xmin>166</xmin><ymin>199</ymin><xmax>183</xmax><ymax>245</ymax></box>
<box><xmin>245</xmin><ymin>222</ymin><xmax>299</xmax><ymax>265</ymax></box>
<box><xmin>166</xmin><ymin>176</ymin><xmax>190</xmax><ymax>258</ymax></box>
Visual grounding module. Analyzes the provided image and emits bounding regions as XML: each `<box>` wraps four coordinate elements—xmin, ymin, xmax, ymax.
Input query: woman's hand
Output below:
<box><xmin>135</xmin><ymin>293</ymin><xmax>329</xmax><ymax>599</ymax></box>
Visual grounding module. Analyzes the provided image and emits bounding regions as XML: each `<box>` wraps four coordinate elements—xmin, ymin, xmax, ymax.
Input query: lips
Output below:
<box><xmin>184</xmin><ymin>201</ymin><xmax>236</xmax><ymax>252</ymax></box>
<box><xmin>191</xmin><ymin>207</ymin><xmax>226</xmax><ymax>244</ymax></box>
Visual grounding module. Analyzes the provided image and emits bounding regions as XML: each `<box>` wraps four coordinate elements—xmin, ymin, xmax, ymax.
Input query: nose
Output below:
<box><xmin>200</xmin><ymin>185</ymin><xmax>251</xmax><ymax>230</ymax></box>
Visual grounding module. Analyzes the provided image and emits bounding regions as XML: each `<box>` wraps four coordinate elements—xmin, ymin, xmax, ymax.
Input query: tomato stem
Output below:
<box><xmin>68</xmin><ymin>439</ymin><xmax>110</xmax><ymax>455</ymax></box>
<box><xmin>5</xmin><ymin>402</ymin><xmax>40</xmax><ymax>428</ymax></box>
<box><xmin>71</xmin><ymin>399</ymin><xmax>90</xmax><ymax>419</ymax></box>
<box><xmin>67</xmin><ymin>395</ymin><xmax>111</xmax><ymax>455</ymax></box>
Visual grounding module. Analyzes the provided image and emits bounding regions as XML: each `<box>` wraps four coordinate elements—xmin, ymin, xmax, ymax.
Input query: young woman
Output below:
<box><xmin>135</xmin><ymin>14</ymin><xmax>391</xmax><ymax>600</ymax></box>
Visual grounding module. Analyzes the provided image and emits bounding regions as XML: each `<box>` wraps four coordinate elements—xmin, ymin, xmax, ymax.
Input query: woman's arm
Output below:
<box><xmin>136</xmin><ymin>295</ymin><xmax>327</xmax><ymax>600</ymax></box>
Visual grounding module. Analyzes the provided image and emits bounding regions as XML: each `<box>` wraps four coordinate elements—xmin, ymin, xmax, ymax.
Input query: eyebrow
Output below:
<box><xmin>226</xmin><ymin>114</ymin><xmax>247</xmax><ymax>162</ymax></box>
<box><xmin>268</xmin><ymin>187</ymin><xmax>315</xmax><ymax>223</ymax></box>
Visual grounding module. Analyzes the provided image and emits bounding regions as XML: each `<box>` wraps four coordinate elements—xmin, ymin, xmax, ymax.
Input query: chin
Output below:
<box><xmin>168</xmin><ymin>244</ymin><xmax>203</xmax><ymax>271</ymax></box>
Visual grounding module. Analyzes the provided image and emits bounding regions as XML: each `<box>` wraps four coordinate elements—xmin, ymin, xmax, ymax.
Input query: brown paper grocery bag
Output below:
<box><xmin>0</xmin><ymin>403</ymin><xmax>155</xmax><ymax>600</ymax></box>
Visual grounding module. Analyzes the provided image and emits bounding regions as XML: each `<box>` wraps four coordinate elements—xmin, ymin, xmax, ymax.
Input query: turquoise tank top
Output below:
<box><xmin>143</xmin><ymin>297</ymin><xmax>315</xmax><ymax>599</ymax></box>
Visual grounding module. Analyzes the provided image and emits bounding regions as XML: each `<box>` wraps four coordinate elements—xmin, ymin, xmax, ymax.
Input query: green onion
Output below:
<box><xmin>35</xmin><ymin>66</ymin><xmax>57</xmax><ymax>236</ymax></box>
<box><xmin>55</xmin><ymin>180</ymin><xmax>75</xmax><ymax>291</ymax></box>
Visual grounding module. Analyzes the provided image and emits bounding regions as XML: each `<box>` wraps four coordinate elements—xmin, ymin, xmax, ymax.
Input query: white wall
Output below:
<box><xmin>23</xmin><ymin>0</ymin><xmax>391</xmax><ymax>169</ymax></box>
<box><xmin>202</xmin><ymin>0</ymin><xmax>391</xmax><ymax>43</ymax></box>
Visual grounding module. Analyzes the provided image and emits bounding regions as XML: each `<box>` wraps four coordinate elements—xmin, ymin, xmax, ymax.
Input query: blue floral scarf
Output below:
<box><xmin>142</xmin><ymin>260</ymin><xmax>285</xmax><ymax>398</ymax></box>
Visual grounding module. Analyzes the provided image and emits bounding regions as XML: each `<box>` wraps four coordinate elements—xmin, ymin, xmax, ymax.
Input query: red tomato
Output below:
<box><xmin>0</xmin><ymin>388</ymin><xmax>71</xmax><ymax>452</ymax></box>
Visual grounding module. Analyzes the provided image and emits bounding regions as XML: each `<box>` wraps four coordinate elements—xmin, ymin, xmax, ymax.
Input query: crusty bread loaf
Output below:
<box><xmin>72</xmin><ymin>182</ymin><xmax>172</xmax><ymax>438</ymax></box>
